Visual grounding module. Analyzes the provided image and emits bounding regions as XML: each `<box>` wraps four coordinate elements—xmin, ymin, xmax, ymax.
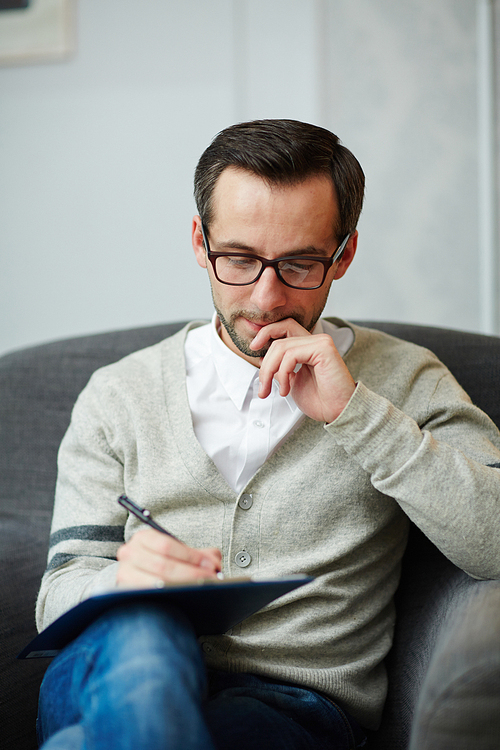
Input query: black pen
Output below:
<box><xmin>117</xmin><ymin>494</ymin><xmax>182</xmax><ymax>542</ymax></box>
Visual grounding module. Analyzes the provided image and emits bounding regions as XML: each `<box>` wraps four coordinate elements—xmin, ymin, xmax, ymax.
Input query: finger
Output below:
<box><xmin>116</xmin><ymin>555</ymin><xmax>220</xmax><ymax>589</ymax></box>
<box><xmin>274</xmin><ymin>350</ymin><xmax>303</xmax><ymax>397</ymax></box>
<box><xmin>127</xmin><ymin>528</ymin><xmax>221</xmax><ymax>572</ymax></box>
<box><xmin>258</xmin><ymin>338</ymin><xmax>308</xmax><ymax>398</ymax></box>
<box><xmin>203</xmin><ymin>547</ymin><xmax>223</xmax><ymax>569</ymax></box>
<box><xmin>117</xmin><ymin>531</ymin><xmax>222</xmax><ymax>585</ymax></box>
<box><xmin>250</xmin><ymin>318</ymin><xmax>307</xmax><ymax>352</ymax></box>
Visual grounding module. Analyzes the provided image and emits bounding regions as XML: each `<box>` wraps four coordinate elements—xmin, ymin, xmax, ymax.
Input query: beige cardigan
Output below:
<box><xmin>36</xmin><ymin>319</ymin><xmax>500</xmax><ymax>729</ymax></box>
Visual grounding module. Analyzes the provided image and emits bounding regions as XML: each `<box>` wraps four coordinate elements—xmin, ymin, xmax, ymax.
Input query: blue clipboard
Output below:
<box><xmin>18</xmin><ymin>574</ymin><xmax>312</xmax><ymax>659</ymax></box>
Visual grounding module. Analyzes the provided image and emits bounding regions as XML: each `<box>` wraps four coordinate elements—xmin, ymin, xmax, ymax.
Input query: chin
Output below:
<box><xmin>229</xmin><ymin>328</ymin><xmax>270</xmax><ymax>359</ymax></box>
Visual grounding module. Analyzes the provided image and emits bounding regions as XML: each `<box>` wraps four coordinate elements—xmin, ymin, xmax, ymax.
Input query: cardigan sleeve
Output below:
<box><xmin>325</xmin><ymin>375</ymin><xmax>500</xmax><ymax>579</ymax></box>
<box><xmin>36</xmin><ymin>373</ymin><xmax>129</xmax><ymax>631</ymax></box>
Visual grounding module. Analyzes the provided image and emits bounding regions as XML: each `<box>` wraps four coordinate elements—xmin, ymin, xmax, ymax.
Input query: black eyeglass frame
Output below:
<box><xmin>201</xmin><ymin>222</ymin><xmax>351</xmax><ymax>290</ymax></box>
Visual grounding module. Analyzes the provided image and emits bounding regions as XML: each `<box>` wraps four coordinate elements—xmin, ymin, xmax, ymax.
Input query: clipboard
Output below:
<box><xmin>18</xmin><ymin>574</ymin><xmax>312</xmax><ymax>659</ymax></box>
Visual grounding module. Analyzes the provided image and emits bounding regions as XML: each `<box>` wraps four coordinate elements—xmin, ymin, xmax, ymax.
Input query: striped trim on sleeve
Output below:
<box><xmin>46</xmin><ymin>525</ymin><xmax>125</xmax><ymax>572</ymax></box>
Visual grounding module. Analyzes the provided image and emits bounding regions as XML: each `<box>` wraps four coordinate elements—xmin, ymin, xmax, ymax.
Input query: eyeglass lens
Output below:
<box><xmin>214</xmin><ymin>255</ymin><xmax>326</xmax><ymax>288</ymax></box>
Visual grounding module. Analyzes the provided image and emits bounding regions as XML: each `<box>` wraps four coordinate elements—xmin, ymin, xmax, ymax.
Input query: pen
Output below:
<box><xmin>117</xmin><ymin>494</ymin><xmax>182</xmax><ymax>542</ymax></box>
<box><xmin>117</xmin><ymin>494</ymin><xmax>224</xmax><ymax>578</ymax></box>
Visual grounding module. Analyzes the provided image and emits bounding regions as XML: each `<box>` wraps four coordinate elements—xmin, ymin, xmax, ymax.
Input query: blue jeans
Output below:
<box><xmin>37</xmin><ymin>603</ymin><xmax>367</xmax><ymax>750</ymax></box>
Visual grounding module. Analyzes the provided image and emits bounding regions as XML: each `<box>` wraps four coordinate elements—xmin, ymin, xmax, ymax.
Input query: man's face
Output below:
<box><xmin>192</xmin><ymin>167</ymin><xmax>355</xmax><ymax>365</ymax></box>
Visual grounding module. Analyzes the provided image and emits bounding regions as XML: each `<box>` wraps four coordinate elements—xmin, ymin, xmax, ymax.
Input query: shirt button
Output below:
<box><xmin>234</xmin><ymin>550</ymin><xmax>252</xmax><ymax>568</ymax></box>
<box><xmin>238</xmin><ymin>494</ymin><xmax>253</xmax><ymax>510</ymax></box>
<box><xmin>202</xmin><ymin>642</ymin><xmax>213</xmax><ymax>654</ymax></box>
<box><xmin>253</xmin><ymin>420</ymin><xmax>265</xmax><ymax>428</ymax></box>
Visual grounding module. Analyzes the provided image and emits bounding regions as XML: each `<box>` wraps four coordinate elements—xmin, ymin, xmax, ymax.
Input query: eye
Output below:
<box><xmin>280</xmin><ymin>260</ymin><xmax>316</xmax><ymax>275</ymax></box>
<box><xmin>225</xmin><ymin>256</ymin><xmax>260</xmax><ymax>269</ymax></box>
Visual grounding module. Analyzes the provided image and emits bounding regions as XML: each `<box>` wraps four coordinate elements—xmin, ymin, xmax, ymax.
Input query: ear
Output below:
<box><xmin>333</xmin><ymin>231</ymin><xmax>358</xmax><ymax>280</ymax></box>
<box><xmin>192</xmin><ymin>216</ymin><xmax>207</xmax><ymax>269</ymax></box>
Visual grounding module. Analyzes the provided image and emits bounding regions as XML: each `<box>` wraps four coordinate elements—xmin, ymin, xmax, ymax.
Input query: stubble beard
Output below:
<box><xmin>214</xmin><ymin>304</ymin><xmax>322</xmax><ymax>359</ymax></box>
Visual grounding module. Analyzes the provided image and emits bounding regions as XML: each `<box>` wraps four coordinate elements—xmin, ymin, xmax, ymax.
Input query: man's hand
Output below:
<box><xmin>116</xmin><ymin>528</ymin><xmax>222</xmax><ymax>588</ymax></box>
<box><xmin>251</xmin><ymin>319</ymin><xmax>356</xmax><ymax>424</ymax></box>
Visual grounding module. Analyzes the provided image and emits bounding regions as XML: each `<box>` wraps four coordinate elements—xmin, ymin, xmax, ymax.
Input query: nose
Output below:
<box><xmin>249</xmin><ymin>265</ymin><xmax>287</xmax><ymax>312</ymax></box>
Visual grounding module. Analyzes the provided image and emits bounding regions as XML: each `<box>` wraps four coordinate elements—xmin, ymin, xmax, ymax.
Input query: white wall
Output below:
<box><xmin>1</xmin><ymin>0</ymin><xmax>499</xmax><ymax>356</ymax></box>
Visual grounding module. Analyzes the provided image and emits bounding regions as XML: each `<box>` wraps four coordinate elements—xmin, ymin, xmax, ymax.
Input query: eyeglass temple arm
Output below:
<box><xmin>200</xmin><ymin>221</ymin><xmax>210</xmax><ymax>252</ymax></box>
<box><xmin>332</xmin><ymin>233</ymin><xmax>351</xmax><ymax>264</ymax></box>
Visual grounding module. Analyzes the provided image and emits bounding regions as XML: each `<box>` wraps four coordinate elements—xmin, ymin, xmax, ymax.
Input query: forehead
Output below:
<box><xmin>210</xmin><ymin>167</ymin><xmax>338</xmax><ymax>239</ymax></box>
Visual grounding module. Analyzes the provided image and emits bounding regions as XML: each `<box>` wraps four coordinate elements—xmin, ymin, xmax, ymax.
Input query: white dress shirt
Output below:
<box><xmin>185</xmin><ymin>314</ymin><xmax>353</xmax><ymax>494</ymax></box>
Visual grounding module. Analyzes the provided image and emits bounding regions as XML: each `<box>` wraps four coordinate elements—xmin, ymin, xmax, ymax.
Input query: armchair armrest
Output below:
<box><xmin>409</xmin><ymin>578</ymin><xmax>500</xmax><ymax>750</ymax></box>
<box><xmin>373</xmin><ymin>526</ymin><xmax>500</xmax><ymax>749</ymax></box>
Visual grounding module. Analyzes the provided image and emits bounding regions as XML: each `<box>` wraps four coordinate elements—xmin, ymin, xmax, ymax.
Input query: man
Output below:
<box><xmin>36</xmin><ymin>119</ymin><xmax>500</xmax><ymax>750</ymax></box>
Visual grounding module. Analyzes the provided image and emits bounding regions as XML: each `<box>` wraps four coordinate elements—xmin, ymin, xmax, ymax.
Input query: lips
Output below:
<box><xmin>240</xmin><ymin>313</ymin><xmax>285</xmax><ymax>328</ymax></box>
<box><xmin>243</xmin><ymin>318</ymin><xmax>267</xmax><ymax>333</ymax></box>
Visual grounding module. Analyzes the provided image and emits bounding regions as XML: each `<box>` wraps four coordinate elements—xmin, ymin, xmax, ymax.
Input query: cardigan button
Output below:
<box><xmin>238</xmin><ymin>494</ymin><xmax>253</xmax><ymax>510</ymax></box>
<box><xmin>235</xmin><ymin>550</ymin><xmax>252</xmax><ymax>568</ymax></box>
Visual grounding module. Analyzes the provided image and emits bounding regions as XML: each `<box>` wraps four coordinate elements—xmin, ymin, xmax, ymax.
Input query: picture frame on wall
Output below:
<box><xmin>0</xmin><ymin>0</ymin><xmax>75</xmax><ymax>66</ymax></box>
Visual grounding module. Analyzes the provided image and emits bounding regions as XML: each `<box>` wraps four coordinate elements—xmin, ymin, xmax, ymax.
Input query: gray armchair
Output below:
<box><xmin>1</xmin><ymin>320</ymin><xmax>499</xmax><ymax>750</ymax></box>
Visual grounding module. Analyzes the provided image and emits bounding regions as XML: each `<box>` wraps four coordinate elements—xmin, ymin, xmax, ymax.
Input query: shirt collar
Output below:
<box><xmin>210</xmin><ymin>314</ymin><xmax>298</xmax><ymax>412</ymax></box>
<box><xmin>208</xmin><ymin>313</ymin><xmax>353</xmax><ymax>412</ymax></box>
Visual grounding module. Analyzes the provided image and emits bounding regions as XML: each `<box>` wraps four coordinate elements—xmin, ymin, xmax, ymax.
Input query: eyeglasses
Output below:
<box><xmin>201</xmin><ymin>223</ymin><xmax>350</xmax><ymax>290</ymax></box>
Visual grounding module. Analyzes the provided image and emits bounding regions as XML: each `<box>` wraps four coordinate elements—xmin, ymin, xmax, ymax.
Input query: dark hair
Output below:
<box><xmin>193</xmin><ymin>119</ymin><xmax>365</xmax><ymax>239</ymax></box>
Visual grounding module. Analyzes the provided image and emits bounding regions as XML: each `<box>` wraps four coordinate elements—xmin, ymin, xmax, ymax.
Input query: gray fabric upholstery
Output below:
<box><xmin>409</xmin><ymin>581</ymin><xmax>500</xmax><ymax>749</ymax></box>
<box><xmin>1</xmin><ymin>320</ymin><xmax>499</xmax><ymax>749</ymax></box>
